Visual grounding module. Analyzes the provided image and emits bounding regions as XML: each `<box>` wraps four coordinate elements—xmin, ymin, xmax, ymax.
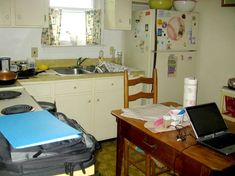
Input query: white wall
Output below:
<box><xmin>195</xmin><ymin>0</ymin><xmax>235</xmax><ymax>105</ymax></box>
<box><xmin>0</xmin><ymin>0</ymin><xmax>125</xmax><ymax>60</ymax></box>
<box><xmin>0</xmin><ymin>27</ymin><xmax>125</xmax><ymax>60</ymax></box>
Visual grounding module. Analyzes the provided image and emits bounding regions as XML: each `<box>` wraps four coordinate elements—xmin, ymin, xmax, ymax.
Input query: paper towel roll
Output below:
<box><xmin>183</xmin><ymin>77</ymin><xmax>198</xmax><ymax>107</ymax></box>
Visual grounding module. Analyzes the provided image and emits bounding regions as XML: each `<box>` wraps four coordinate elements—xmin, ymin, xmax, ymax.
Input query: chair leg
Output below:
<box><xmin>150</xmin><ymin>158</ymin><xmax>156</xmax><ymax>176</ymax></box>
<box><xmin>124</xmin><ymin>139</ymin><xmax>129</xmax><ymax>176</ymax></box>
<box><xmin>145</xmin><ymin>154</ymin><xmax>151</xmax><ymax>176</ymax></box>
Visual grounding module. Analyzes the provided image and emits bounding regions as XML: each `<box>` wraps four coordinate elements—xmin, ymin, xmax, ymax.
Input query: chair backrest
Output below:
<box><xmin>124</xmin><ymin>68</ymin><xmax>158</xmax><ymax>108</ymax></box>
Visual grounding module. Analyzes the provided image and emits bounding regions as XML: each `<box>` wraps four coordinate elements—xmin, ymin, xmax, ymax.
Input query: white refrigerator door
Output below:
<box><xmin>124</xmin><ymin>9</ymin><xmax>155</xmax><ymax>77</ymax></box>
<box><xmin>156</xmin><ymin>52</ymin><xmax>196</xmax><ymax>104</ymax></box>
<box><xmin>156</xmin><ymin>10</ymin><xmax>199</xmax><ymax>51</ymax></box>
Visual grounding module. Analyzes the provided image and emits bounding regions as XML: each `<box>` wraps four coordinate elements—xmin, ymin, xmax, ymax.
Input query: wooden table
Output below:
<box><xmin>111</xmin><ymin>104</ymin><xmax>235</xmax><ymax>176</ymax></box>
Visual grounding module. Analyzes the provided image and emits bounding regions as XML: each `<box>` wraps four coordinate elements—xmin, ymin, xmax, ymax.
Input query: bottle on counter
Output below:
<box><xmin>27</xmin><ymin>58</ymin><xmax>35</xmax><ymax>70</ymax></box>
<box><xmin>116</xmin><ymin>51</ymin><xmax>122</xmax><ymax>65</ymax></box>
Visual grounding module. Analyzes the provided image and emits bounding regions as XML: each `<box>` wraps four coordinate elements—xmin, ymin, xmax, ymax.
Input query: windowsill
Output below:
<box><xmin>41</xmin><ymin>44</ymin><xmax>106</xmax><ymax>48</ymax></box>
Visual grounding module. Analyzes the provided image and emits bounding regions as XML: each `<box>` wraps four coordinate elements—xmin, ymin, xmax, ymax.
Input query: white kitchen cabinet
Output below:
<box><xmin>0</xmin><ymin>0</ymin><xmax>11</xmax><ymax>26</ymax></box>
<box><xmin>21</xmin><ymin>81</ymin><xmax>54</xmax><ymax>102</ymax></box>
<box><xmin>54</xmin><ymin>79</ymin><xmax>94</xmax><ymax>134</ymax></box>
<box><xmin>0</xmin><ymin>0</ymin><xmax>48</xmax><ymax>27</ymax></box>
<box><xmin>104</xmin><ymin>0</ymin><xmax>132</xmax><ymax>30</ymax></box>
<box><xmin>132</xmin><ymin>0</ymin><xmax>148</xmax><ymax>4</ymax></box>
<box><xmin>93</xmin><ymin>76</ymin><xmax>123</xmax><ymax>141</ymax></box>
<box><xmin>20</xmin><ymin>74</ymin><xmax>139</xmax><ymax>141</ymax></box>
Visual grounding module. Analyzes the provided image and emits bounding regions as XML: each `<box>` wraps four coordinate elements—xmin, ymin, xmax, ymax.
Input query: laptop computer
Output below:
<box><xmin>186</xmin><ymin>102</ymin><xmax>235</xmax><ymax>156</ymax></box>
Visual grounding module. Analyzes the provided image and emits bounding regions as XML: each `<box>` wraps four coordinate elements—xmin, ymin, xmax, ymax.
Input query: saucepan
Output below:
<box><xmin>17</xmin><ymin>68</ymin><xmax>45</xmax><ymax>78</ymax></box>
<box><xmin>0</xmin><ymin>70</ymin><xmax>17</xmax><ymax>85</ymax></box>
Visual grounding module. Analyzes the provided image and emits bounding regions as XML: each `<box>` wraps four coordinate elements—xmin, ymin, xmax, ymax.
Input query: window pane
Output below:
<box><xmin>59</xmin><ymin>10</ymin><xmax>86</xmax><ymax>45</ymax></box>
<box><xmin>50</xmin><ymin>0</ymin><xmax>93</xmax><ymax>9</ymax></box>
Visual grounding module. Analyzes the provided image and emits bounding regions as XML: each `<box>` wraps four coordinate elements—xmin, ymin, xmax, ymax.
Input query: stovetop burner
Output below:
<box><xmin>1</xmin><ymin>104</ymin><xmax>34</xmax><ymax>115</ymax></box>
<box><xmin>0</xmin><ymin>91</ymin><xmax>22</xmax><ymax>100</ymax></box>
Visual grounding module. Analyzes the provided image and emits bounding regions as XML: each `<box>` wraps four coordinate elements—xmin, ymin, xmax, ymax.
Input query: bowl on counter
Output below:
<box><xmin>173</xmin><ymin>0</ymin><xmax>196</xmax><ymax>12</ymax></box>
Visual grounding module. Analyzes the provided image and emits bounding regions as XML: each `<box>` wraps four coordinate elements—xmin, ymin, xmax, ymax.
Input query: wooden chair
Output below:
<box><xmin>123</xmin><ymin>68</ymin><xmax>166</xmax><ymax>176</ymax></box>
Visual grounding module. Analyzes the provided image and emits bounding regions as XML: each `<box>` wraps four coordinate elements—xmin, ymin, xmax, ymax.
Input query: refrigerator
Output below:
<box><xmin>124</xmin><ymin>9</ymin><xmax>199</xmax><ymax>104</ymax></box>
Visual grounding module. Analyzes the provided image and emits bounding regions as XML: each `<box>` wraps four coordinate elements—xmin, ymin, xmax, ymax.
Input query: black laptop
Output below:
<box><xmin>186</xmin><ymin>102</ymin><xmax>235</xmax><ymax>155</ymax></box>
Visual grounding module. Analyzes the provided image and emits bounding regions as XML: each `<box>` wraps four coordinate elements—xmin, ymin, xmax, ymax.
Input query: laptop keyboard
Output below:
<box><xmin>203</xmin><ymin>133</ymin><xmax>235</xmax><ymax>149</ymax></box>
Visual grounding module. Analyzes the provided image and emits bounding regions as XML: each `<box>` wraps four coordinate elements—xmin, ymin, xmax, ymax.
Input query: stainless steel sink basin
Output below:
<box><xmin>53</xmin><ymin>65</ymin><xmax>96</xmax><ymax>75</ymax></box>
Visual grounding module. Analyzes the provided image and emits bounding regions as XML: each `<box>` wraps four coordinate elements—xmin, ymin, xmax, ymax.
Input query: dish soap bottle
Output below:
<box><xmin>27</xmin><ymin>57</ymin><xmax>35</xmax><ymax>70</ymax></box>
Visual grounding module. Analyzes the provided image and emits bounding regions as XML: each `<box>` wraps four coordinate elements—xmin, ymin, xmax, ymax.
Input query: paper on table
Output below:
<box><xmin>121</xmin><ymin>104</ymin><xmax>175</xmax><ymax>121</ymax></box>
<box><xmin>144</xmin><ymin>120</ymin><xmax>191</xmax><ymax>133</ymax></box>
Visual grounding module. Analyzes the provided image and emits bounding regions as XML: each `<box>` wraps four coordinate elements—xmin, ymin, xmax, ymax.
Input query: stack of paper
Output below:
<box><xmin>0</xmin><ymin>110</ymin><xmax>81</xmax><ymax>149</ymax></box>
<box><xmin>121</xmin><ymin>104</ymin><xmax>175</xmax><ymax>121</ymax></box>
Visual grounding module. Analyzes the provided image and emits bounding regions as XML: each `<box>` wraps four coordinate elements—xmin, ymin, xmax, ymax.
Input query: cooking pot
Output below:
<box><xmin>0</xmin><ymin>70</ymin><xmax>17</xmax><ymax>85</ymax></box>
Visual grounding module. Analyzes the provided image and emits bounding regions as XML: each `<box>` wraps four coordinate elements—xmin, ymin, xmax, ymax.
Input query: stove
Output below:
<box><xmin>0</xmin><ymin>87</ymin><xmax>42</xmax><ymax>116</ymax></box>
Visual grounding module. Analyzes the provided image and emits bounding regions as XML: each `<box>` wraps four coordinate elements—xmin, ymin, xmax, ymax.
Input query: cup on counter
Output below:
<box><xmin>163</xmin><ymin>115</ymin><xmax>172</xmax><ymax>128</ymax></box>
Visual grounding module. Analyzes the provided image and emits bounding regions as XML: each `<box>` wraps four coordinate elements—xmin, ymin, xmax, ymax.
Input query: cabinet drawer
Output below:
<box><xmin>22</xmin><ymin>83</ymin><xmax>52</xmax><ymax>97</ymax></box>
<box><xmin>55</xmin><ymin>79</ymin><xmax>92</xmax><ymax>94</ymax></box>
<box><xmin>124</xmin><ymin>121</ymin><xmax>176</xmax><ymax>165</ymax></box>
<box><xmin>95</xmin><ymin>76</ymin><xmax>123</xmax><ymax>91</ymax></box>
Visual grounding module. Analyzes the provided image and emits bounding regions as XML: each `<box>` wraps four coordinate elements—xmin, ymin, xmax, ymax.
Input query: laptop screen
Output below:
<box><xmin>186</xmin><ymin>103</ymin><xmax>227</xmax><ymax>137</ymax></box>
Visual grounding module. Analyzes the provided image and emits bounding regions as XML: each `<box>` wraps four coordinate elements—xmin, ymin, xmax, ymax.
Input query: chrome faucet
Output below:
<box><xmin>76</xmin><ymin>57</ymin><xmax>87</xmax><ymax>67</ymax></box>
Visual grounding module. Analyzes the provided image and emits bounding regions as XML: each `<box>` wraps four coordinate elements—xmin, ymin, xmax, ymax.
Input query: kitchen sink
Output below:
<box><xmin>53</xmin><ymin>65</ymin><xmax>96</xmax><ymax>75</ymax></box>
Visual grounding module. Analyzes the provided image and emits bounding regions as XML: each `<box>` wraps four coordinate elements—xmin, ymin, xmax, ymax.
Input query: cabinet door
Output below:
<box><xmin>0</xmin><ymin>0</ymin><xmax>11</xmax><ymax>26</ymax></box>
<box><xmin>94</xmin><ymin>90</ymin><xmax>123</xmax><ymax>141</ymax></box>
<box><xmin>94</xmin><ymin>76</ymin><xmax>123</xmax><ymax>141</ymax></box>
<box><xmin>14</xmin><ymin>0</ymin><xmax>48</xmax><ymax>27</ymax></box>
<box><xmin>56</xmin><ymin>92</ymin><xmax>93</xmax><ymax>134</ymax></box>
<box><xmin>54</xmin><ymin>79</ymin><xmax>93</xmax><ymax>133</ymax></box>
<box><xmin>116</xmin><ymin>0</ymin><xmax>132</xmax><ymax>30</ymax></box>
<box><xmin>104</xmin><ymin>0</ymin><xmax>132</xmax><ymax>30</ymax></box>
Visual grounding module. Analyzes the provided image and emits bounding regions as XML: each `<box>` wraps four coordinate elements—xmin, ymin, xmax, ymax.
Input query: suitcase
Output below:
<box><xmin>0</xmin><ymin>112</ymin><xmax>100</xmax><ymax>176</ymax></box>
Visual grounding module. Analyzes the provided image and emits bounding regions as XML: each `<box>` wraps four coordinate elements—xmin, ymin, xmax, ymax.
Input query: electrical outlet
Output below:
<box><xmin>31</xmin><ymin>47</ymin><xmax>38</xmax><ymax>58</ymax></box>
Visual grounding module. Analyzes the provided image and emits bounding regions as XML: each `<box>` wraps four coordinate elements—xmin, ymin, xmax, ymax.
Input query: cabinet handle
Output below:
<box><xmin>88</xmin><ymin>100</ymin><xmax>91</xmax><ymax>103</ymax></box>
<box><xmin>111</xmin><ymin>83</ymin><xmax>114</xmax><ymax>86</ymax></box>
<box><xmin>143</xmin><ymin>139</ymin><xmax>157</xmax><ymax>149</ymax></box>
<box><xmin>96</xmin><ymin>98</ymin><xmax>100</xmax><ymax>102</ymax></box>
<box><xmin>73</xmin><ymin>86</ymin><xmax>77</xmax><ymax>89</ymax></box>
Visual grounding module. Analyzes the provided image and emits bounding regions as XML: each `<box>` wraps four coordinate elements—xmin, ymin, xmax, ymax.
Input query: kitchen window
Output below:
<box><xmin>41</xmin><ymin>0</ymin><xmax>101</xmax><ymax>46</ymax></box>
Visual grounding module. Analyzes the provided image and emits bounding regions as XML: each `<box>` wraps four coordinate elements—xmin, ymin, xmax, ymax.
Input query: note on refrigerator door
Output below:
<box><xmin>168</xmin><ymin>54</ymin><xmax>177</xmax><ymax>77</ymax></box>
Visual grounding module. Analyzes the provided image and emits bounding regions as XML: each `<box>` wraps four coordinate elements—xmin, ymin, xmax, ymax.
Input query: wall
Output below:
<box><xmin>195</xmin><ymin>0</ymin><xmax>235</xmax><ymax>105</ymax></box>
<box><xmin>0</xmin><ymin>0</ymin><xmax>125</xmax><ymax>60</ymax></box>
<box><xmin>0</xmin><ymin>27</ymin><xmax>125</xmax><ymax>60</ymax></box>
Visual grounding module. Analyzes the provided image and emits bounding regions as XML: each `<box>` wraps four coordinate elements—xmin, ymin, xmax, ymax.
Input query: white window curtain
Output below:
<box><xmin>41</xmin><ymin>8</ymin><xmax>101</xmax><ymax>46</ymax></box>
<box><xmin>86</xmin><ymin>9</ymin><xmax>101</xmax><ymax>45</ymax></box>
<box><xmin>41</xmin><ymin>8</ymin><xmax>62</xmax><ymax>46</ymax></box>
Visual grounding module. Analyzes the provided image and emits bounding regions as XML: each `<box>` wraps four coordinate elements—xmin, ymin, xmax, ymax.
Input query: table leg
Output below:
<box><xmin>116</xmin><ymin>119</ymin><xmax>124</xmax><ymax>176</ymax></box>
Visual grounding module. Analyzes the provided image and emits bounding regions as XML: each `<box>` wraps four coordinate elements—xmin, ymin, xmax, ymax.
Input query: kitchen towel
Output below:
<box><xmin>183</xmin><ymin>77</ymin><xmax>198</xmax><ymax>107</ymax></box>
